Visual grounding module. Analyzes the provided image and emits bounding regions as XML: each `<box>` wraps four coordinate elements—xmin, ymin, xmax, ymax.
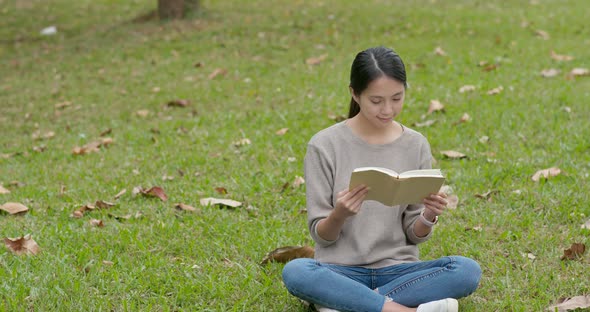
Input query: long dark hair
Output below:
<box><xmin>348</xmin><ymin>47</ymin><xmax>407</xmax><ymax>118</ymax></box>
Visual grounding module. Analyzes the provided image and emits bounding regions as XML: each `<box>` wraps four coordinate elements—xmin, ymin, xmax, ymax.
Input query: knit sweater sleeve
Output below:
<box><xmin>304</xmin><ymin>143</ymin><xmax>339</xmax><ymax>247</ymax></box>
<box><xmin>404</xmin><ymin>137</ymin><xmax>435</xmax><ymax>244</ymax></box>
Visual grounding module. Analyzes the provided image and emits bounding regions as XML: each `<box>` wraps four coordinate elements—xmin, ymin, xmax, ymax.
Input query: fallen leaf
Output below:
<box><xmin>550</xmin><ymin>51</ymin><xmax>574</xmax><ymax>62</ymax></box>
<box><xmin>455</xmin><ymin>113</ymin><xmax>471</xmax><ymax>124</ymax></box>
<box><xmin>292</xmin><ymin>176</ymin><xmax>305</xmax><ymax>188</ymax></box>
<box><xmin>459</xmin><ymin>85</ymin><xmax>476</xmax><ymax>93</ymax></box>
<box><xmin>140</xmin><ymin>186</ymin><xmax>168</xmax><ymax>201</ymax></box>
<box><xmin>483</xmin><ymin>63</ymin><xmax>498</xmax><ymax>72</ymax></box>
<box><xmin>535</xmin><ymin>29</ymin><xmax>550</xmax><ymax>40</ymax></box>
<box><xmin>414</xmin><ymin>119</ymin><xmax>436</xmax><ymax>128</ymax></box>
<box><xmin>260</xmin><ymin>246</ymin><xmax>315</xmax><ymax>265</ymax></box>
<box><xmin>441</xmin><ymin>150</ymin><xmax>468</xmax><ymax>159</ymax></box>
<box><xmin>102</xmin><ymin>260</ymin><xmax>114</xmax><ymax>266</ymax></box>
<box><xmin>114</xmin><ymin>189</ymin><xmax>127</xmax><ymax>200</ymax></box>
<box><xmin>175</xmin><ymin>203</ymin><xmax>198</xmax><ymax>212</ymax></box>
<box><xmin>328</xmin><ymin>113</ymin><xmax>347</xmax><ymax>122</ymax></box>
<box><xmin>434</xmin><ymin>46</ymin><xmax>447</xmax><ymax>56</ymax></box>
<box><xmin>479</xmin><ymin>136</ymin><xmax>490</xmax><ymax>144</ymax></box>
<box><xmin>136</xmin><ymin>109</ymin><xmax>150</xmax><ymax>118</ymax></box>
<box><xmin>199</xmin><ymin>197</ymin><xmax>242</xmax><ymax>209</ymax></box>
<box><xmin>167</xmin><ymin>99</ymin><xmax>190</xmax><ymax>107</ymax></box>
<box><xmin>568</xmin><ymin>68</ymin><xmax>590</xmax><ymax>78</ymax></box>
<box><xmin>547</xmin><ymin>295</ymin><xmax>590</xmax><ymax>312</ymax></box>
<box><xmin>487</xmin><ymin>86</ymin><xmax>504</xmax><ymax>95</ymax></box>
<box><xmin>72</xmin><ymin>137</ymin><xmax>114</xmax><ymax>155</ymax></box>
<box><xmin>276</xmin><ymin>128</ymin><xmax>289</xmax><ymax>136</ymax></box>
<box><xmin>446</xmin><ymin>194</ymin><xmax>459</xmax><ymax>209</ymax></box>
<box><xmin>305</xmin><ymin>54</ymin><xmax>328</xmax><ymax>65</ymax></box>
<box><xmin>475</xmin><ymin>190</ymin><xmax>499</xmax><ymax>201</ymax></box>
<box><xmin>427</xmin><ymin>100</ymin><xmax>445</xmax><ymax>114</ymax></box>
<box><xmin>582</xmin><ymin>219</ymin><xmax>590</xmax><ymax>230</ymax></box>
<box><xmin>541</xmin><ymin>68</ymin><xmax>560</xmax><ymax>78</ymax></box>
<box><xmin>532</xmin><ymin>167</ymin><xmax>561</xmax><ymax>182</ymax></box>
<box><xmin>233</xmin><ymin>138</ymin><xmax>251</xmax><ymax>147</ymax></box>
<box><xmin>0</xmin><ymin>185</ymin><xmax>10</xmax><ymax>194</ymax></box>
<box><xmin>3</xmin><ymin>234</ymin><xmax>40</xmax><ymax>255</ymax></box>
<box><xmin>99</xmin><ymin>128</ymin><xmax>112</xmax><ymax>137</ymax></box>
<box><xmin>89</xmin><ymin>219</ymin><xmax>104</xmax><ymax>227</ymax></box>
<box><xmin>214</xmin><ymin>187</ymin><xmax>228</xmax><ymax>195</ymax></box>
<box><xmin>162</xmin><ymin>175</ymin><xmax>174</xmax><ymax>181</ymax></box>
<box><xmin>54</xmin><ymin>101</ymin><xmax>72</xmax><ymax>110</ymax></box>
<box><xmin>95</xmin><ymin>200</ymin><xmax>116</xmax><ymax>209</ymax></box>
<box><xmin>0</xmin><ymin>202</ymin><xmax>29</xmax><ymax>215</ymax></box>
<box><xmin>465</xmin><ymin>225</ymin><xmax>483</xmax><ymax>232</ymax></box>
<box><xmin>31</xmin><ymin>130</ymin><xmax>55</xmax><ymax>140</ymax></box>
<box><xmin>560</xmin><ymin>243</ymin><xmax>586</xmax><ymax>261</ymax></box>
<box><xmin>208</xmin><ymin>68</ymin><xmax>227</xmax><ymax>80</ymax></box>
<box><xmin>525</xmin><ymin>253</ymin><xmax>536</xmax><ymax>260</ymax></box>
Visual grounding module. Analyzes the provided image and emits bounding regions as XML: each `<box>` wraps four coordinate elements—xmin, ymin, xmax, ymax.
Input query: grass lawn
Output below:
<box><xmin>1</xmin><ymin>0</ymin><xmax>589</xmax><ymax>311</ymax></box>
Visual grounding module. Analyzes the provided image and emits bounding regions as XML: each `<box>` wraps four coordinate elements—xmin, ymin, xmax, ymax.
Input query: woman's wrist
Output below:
<box><xmin>420</xmin><ymin>210</ymin><xmax>438</xmax><ymax>227</ymax></box>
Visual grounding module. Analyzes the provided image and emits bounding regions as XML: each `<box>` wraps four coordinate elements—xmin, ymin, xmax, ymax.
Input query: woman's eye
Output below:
<box><xmin>393</xmin><ymin>98</ymin><xmax>401</xmax><ymax>102</ymax></box>
<box><xmin>371</xmin><ymin>100</ymin><xmax>381</xmax><ymax>104</ymax></box>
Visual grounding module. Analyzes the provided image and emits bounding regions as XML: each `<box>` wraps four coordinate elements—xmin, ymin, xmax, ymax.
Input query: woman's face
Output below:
<box><xmin>351</xmin><ymin>76</ymin><xmax>405</xmax><ymax>129</ymax></box>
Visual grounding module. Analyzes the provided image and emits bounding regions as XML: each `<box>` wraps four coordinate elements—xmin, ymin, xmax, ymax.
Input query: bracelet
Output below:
<box><xmin>420</xmin><ymin>210</ymin><xmax>438</xmax><ymax>227</ymax></box>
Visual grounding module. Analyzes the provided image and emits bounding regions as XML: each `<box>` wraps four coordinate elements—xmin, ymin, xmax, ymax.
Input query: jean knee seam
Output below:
<box><xmin>385</xmin><ymin>266</ymin><xmax>448</xmax><ymax>297</ymax></box>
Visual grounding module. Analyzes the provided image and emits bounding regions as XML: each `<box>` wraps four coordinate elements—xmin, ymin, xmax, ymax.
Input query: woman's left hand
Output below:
<box><xmin>422</xmin><ymin>192</ymin><xmax>448</xmax><ymax>220</ymax></box>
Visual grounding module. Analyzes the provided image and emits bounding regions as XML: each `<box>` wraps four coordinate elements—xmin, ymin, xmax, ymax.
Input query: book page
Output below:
<box><xmin>390</xmin><ymin>176</ymin><xmax>445</xmax><ymax>205</ymax></box>
<box><xmin>398</xmin><ymin>169</ymin><xmax>443</xmax><ymax>178</ymax></box>
<box><xmin>353</xmin><ymin>167</ymin><xmax>399</xmax><ymax>177</ymax></box>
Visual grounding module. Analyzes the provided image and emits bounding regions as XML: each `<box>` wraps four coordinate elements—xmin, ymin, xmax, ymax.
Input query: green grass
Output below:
<box><xmin>1</xmin><ymin>0</ymin><xmax>589</xmax><ymax>311</ymax></box>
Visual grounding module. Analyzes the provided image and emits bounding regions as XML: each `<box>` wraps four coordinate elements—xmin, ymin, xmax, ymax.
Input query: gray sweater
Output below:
<box><xmin>305</xmin><ymin>121</ymin><xmax>434</xmax><ymax>268</ymax></box>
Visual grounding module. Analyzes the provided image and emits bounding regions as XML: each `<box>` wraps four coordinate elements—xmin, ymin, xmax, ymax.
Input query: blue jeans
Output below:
<box><xmin>282</xmin><ymin>256</ymin><xmax>481</xmax><ymax>312</ymax></box>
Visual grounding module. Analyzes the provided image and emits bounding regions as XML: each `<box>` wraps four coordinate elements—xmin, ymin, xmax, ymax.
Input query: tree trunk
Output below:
<box><xmin>158</xmin><ymin>0</ymin><xmax>200</xmax><ymax>19</ymax></box>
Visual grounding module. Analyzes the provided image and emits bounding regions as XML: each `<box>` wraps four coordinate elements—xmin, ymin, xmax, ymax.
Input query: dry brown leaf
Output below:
<box><xmin>140</xmin><ymin>186</ymin><xmax>168</xmax><ymax>201</ymax></box>
<box><xmin>89</xmin><ymin>219</ymin><xmax>104</xmax><ymax>227</ymax></box>
<box><xmin>305</xmin><ymin>54</ymin><xmax>328</xmax><ymax>65</ymax></box>
<box><xmin>532</xmin><ymin>167</ymin><xmax>561</xmax><ymax>182</ymax></box>
<box><xmin>561</xmin><ymin>243</ymin><xmax>586</xmax><ymax>261</ymax></box>
<box><xmin>114</xmin><ymin>189</ymin><xmax>127</xmax><ymax>200</ymax></box>
<box><xmin>547</xmin><ymin>295</ymin><xmax>590</xmax><ymax>312</ymax></box>
<box><xmin>99</xmin><ymin>128</ymin><xmax>112</xmax><ymax>137</ymax></box>
<box><xmin>535</xmin><ymin>29</ymin><xmax>550</xmax><ymax>40</ymax></box>
<box><xmin>465</xmin><ymin>225</ymin><xmax>483</xmax><ymax>232</ymax></box>
<box><xmin>413</xmin><ymin>119</ymin><xmax>436</xmax><ymax>128</ymax></box>
<box><xmin>483</xmin><ymin>64</ymin><xmax>498</xmax><ymax>72</ymax></box>
<box><xmin>208</xmin><ymin>68</ymin><xmax>227</xmax><ymax>80</ymax></box>
<box><xmin>200</xmin><ymin>197</ymin><xmax>242</xmax><ymax>208</ymax></box>
<box><xmin>72</xmin><ymin>137</ymin><xmax>114</xmax><ymax>155</ymax></box>
<box><xmin>292</xmin><ymin>176</ymin><xmax>305</xmax><ymax>188</ymax></box>
<box><xmin>446</xmin><ymin>194</ymin><xmax>459</xmax><ymax>209</ymax></box>
<box><xmin>214</xmin><ymin>187</ymin><xmax>228</xmax><ymax>195</ymax></box>
<box><xmin>0</xmin><ymin>185</ymin><xmax>10</xmax><ymax>194</ymax></box>
<box><xmin>3</xmin><ymin>234</ymin><xmax>40</xmax><ymax>255</ymax></box>
<box><xmin>459</xmin><ymin>85</ymin><xmax>476</xmax><ymax>93</ymax></box>
<box><xmin>434</xmin><ymin>46</ymin><xmax>447</xmax><ymax>56</ymax></box>
<box><xmin>475</xmin><ymin>190</ymin><xmax>499</xmax><ymax>201</ymax></box>
<box><xmin>328</xmin><ymin>113</ymin><xmax>347</xmax><ymax>122</ymax></box>
<box><xmin>260</xmin><ymin>245</ymin><xmax>315</xmax><ymax>265</ymax></box>
<box><xmin>455</xmin><ymin>113</ymin><xmax>471</xmax><ymax>125</ymax></box>
<box><xmin>581</xmin><ymin>219</ymin><xmax>590</xmax><ymax>230</ymax></box>
<box><xmin>541</xmin><ymin>68</ymin><xmax>560</xmax><ymax>78</ymax></box>
<box><xmin>167</xmin><ymin>99</ymin><xmax>190</xmax><ymax>107</ymax></box>
<box><xmin>441</xmin><ymin>150</ymin><xmax>467</xmax><ymax>159</ymax></box>
<box><xmin>568</xmin><ymin>68</ymin><xmax>590</xmax><ymax>78</ymax></box>
<box><xmin>427</xmin><ymin>100</ymin><xmax>445</xmax><ymax>114</ymax></box>
<box><xmin>136</xmin><ymin>109</ymin><xmax>150</xmax><ymax>118</ymax></box>
<box><xmin>0</xmin><ymin>202</ymin><xmax>29</xmax><ymax>215</ymax></box>
<box><xmin>487</xmin><ymin>86</ymin><xmax>504</xmax><ymax>95</ymax></box>
<box><xmin>233</xmin><ymin>138</ymin><xmax>251</xmax><ymax>147</ymax></box>
<box><xmin>32</xmin><ymin>130</ymin><xmax>55</xmax><ymax>140</ymax></box>
<box><xmin>102</xmin><ymin>260</ymin><xmax>114</xmax><ymax>266</ymax></box>
<box><xmin>95</xmin><ymin>200</ymin><xmax>116</xmax><ymax>209</ymax></box>
<box><xmin>175</xmin><ymin>203</ymin><xmax>198</xmax><ymax>212</ymax></box>
<box><xmin>276</xmin><ymin>128</ymin><xmax>289</xmax><ymax>136</ymax></box>
<box><xmin>550</xmin><ymin>51</ymin><xmax>574</xmax><ymax>62</ymax></box>
<box><xmin>55</xmin><ymin>101</ymin><xmax>72</xmax><ymax>110</ymax></box>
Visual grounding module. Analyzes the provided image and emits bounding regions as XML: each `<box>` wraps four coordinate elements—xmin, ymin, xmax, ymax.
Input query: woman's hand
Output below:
<box><xmin>333</xmin><ymin>185</ymin><xmax>369</xmax><ymax>220</ymax></box>
<box><xmin>422</xmin><ymin>192</ymin><xmax>448</xmax><ymax>221</ymax></box>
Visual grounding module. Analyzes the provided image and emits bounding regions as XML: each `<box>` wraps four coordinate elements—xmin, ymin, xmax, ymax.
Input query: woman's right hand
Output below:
<box><xmin>333</xmin><ymin>185</ymin><xmax>369</xmax><ymax>220</ymax></box>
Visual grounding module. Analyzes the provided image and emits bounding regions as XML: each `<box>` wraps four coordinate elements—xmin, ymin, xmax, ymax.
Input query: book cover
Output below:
<box><xmin>349</xmin><ymin>167</ymin><xmax>445</xmax><ymax>206</ymax></box>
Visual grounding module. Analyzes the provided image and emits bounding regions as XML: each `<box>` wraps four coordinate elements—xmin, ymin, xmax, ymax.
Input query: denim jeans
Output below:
<box><xmin>282</xmin><ymin>256</ymin><xmax>481</xmax><ymax>312</ymax></box>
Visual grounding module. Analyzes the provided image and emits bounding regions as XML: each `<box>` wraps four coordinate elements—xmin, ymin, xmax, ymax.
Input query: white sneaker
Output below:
<box><xmin>314</xmin><ymin>304</ymin><xmax>341</xmax><ymax>312</ymax></box>
<box><xmin>416</xmin><ymin>298</ymin><xmax>458</xmax><ymax>312</ymax></box>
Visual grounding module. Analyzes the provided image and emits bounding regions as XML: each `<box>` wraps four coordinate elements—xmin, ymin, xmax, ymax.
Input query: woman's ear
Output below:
<box><xmin>349</xmin><ymin>86</ymin><xmax>359</xmax><ymax>104</ymax></box>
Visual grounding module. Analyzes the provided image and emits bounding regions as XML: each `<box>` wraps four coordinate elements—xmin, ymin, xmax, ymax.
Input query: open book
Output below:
<box><xmin>349</xmin><ymin>167</ymin><xmax>445</xmax><ymax>206</ymax></box>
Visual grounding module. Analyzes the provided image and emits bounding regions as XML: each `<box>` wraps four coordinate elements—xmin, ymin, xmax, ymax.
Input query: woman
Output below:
<box><xmin>282</xmin><ymin>47</ymin><xmax>481</xmax><ymax>312</ymax></box>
